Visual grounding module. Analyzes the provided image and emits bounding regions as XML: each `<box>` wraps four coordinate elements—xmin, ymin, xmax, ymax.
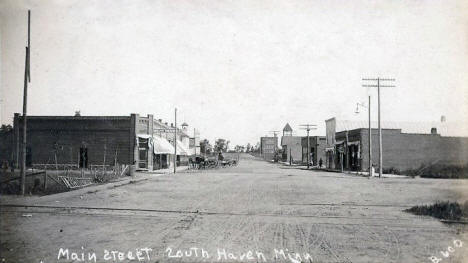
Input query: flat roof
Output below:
<box><xmin>16</xmin><ymin>115</ymin><xmax>131</xmax><ymax>120</ymax></box>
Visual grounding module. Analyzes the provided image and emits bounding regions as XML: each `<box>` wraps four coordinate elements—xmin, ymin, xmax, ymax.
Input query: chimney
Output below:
<box><xmin>431</xmin><ymin>128</ymin><xmax>438</xmax><ymax>135</ymax></box>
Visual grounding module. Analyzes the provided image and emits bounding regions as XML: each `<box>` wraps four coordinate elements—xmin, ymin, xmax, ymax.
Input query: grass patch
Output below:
<box><xmin>383</xmin><ymin>167</ymin><xmax>401</xmax><ymax>175</ymax></box>
<box><xmin>405</xmin><ymin>163</ymin><xmax>468</xmax><ymax>179</ymax></box>
<box><xmin>405</xmin><ymin>201</ymin><xmax>468</xmax><ymax>221</ymax></box>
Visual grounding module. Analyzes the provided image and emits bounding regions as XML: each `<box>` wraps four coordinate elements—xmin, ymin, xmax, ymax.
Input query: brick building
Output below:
<box><xmin>0</xmin><ymin>126</ymin><xmax>14</xmax><ymax>166</ymax></box>
<box><xmin>10</xmin><ymin>113</ymin><xmax>193</xmax><ymax>171</ymax></box>
<box><xmin>325</xmin><ymin>117</ymin><xmax>468</xmax><ymax>172</ymax></box>
<box><xmin>260</xmin><ymin>136</ymin><xmax>278</xmax><ymax>161</ymax></box>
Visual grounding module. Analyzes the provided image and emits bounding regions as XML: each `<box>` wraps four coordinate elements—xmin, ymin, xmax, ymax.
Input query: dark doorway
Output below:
<box><xmin>79</xmin><ymin>147</ymin><xmax>88</xmax><ymax>168</ymax></box>
<box><xmin>26</xmin><ymin>146</ymin><xmax>32</xmax><ymax>167</ymax></box>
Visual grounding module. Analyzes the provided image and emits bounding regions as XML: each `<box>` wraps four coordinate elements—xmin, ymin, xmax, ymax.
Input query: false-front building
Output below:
<box><xmin>325</xmin><ymin>117</ymin><xmax>468</xmax><ymax>172</ymax></box>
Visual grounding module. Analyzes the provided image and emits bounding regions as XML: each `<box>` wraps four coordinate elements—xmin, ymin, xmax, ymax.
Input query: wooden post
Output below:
<box><xmin>43</xmin><ymin>171</ymin><xmax>47</xmax><ymax>191</ymax></box>
<box><xmin>54</xmin><ymin>150</ymin><xmax>58</xmax><ymax>172</ymax></box>
<box><xmin>345</xmin><ymin>130</ymin><xmax>349</xmax><ymax>171</ymax></box>
<box><xmin>103</xmin><ymin>142</ymin><xmax>107</xmax><ymax>176</ymax></box>
<box><xmin>15</xmin><ymin>113</ymin><xmax>19</xmax><ymax>169</ymax></box>
<box><xmin>340</xmin><ymin>152</ymin><xmax>344</xmax><ymax>172</ymax></box>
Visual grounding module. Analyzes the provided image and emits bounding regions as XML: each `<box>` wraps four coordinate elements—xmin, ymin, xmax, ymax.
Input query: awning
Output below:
<box><xmin>335</xmin><ymin>140</ymin><xmax>345</xmax><ymax>145</ymax></box>
<box><xmin>347</xmin><ymin>141</ymin><xmax>360</xmax><ymax>146</ymax></box>
<box><xmin>137</xmin><ymin>134</ymin><xmax>152</xmax><ymax>139</ymax></box>
<box><xmin>137</xmin><ymin>134</ymin><xmax>151</xmax><ymax>147</ymax></box>
<box><xmin>175</xmin><ymin>140</ymin><xmax>190</xmax><ymax>155</ymax></box>
<box><xmin>153</xmin><ymin>136</ymin><xmax>175</xmax><ymax>154</ymax></box>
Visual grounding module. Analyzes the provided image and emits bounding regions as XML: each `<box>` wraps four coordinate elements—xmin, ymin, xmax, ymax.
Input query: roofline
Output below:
<box><xmin>15</xmin><ymin>115</ymin><xmax>131</xmax><ymax>120</ymax></box>
<box><xmin>337</xmin><ymin>127</ymin><xmax>468</xmax><ymax>138</ymax></box>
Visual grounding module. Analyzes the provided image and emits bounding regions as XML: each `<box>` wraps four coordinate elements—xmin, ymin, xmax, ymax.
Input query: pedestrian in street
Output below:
<box><xmin>319</xmin><ymin>158</ymin><xmax>323</xmax><ymax>168</ymax></box>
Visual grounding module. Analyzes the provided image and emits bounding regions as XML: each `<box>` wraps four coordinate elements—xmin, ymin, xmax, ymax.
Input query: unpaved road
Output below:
<box><xmin>1</xmin><ymin>155</ymin><xmax>468</xmax><ymax>262</ymax></box>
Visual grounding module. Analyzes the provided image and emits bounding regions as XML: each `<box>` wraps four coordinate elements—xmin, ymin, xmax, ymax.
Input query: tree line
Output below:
<box><xmin>199</xmin><ymin>139</ymin><xmax>260</xmax><ymax>154</ymax></box>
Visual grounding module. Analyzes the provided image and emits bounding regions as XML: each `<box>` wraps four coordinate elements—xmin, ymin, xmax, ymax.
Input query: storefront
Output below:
<box><xmin>136</xmin><ymin>134</ymin><xmax>151</xmax><ymax>170</ymax></box>
<box><xmin>175</xmin><ymin>140</ymin><xmax>190</xmax><ymax>166</ymax></box>
<box><xmin>136</xmin><ymin>134</ymin><xmax>192</xmax><ymax>170</ymax></box>
<box><xmin>153</xmin><ymin>135</ymin><xmax>175</xmax><ymax>170</ymax></box>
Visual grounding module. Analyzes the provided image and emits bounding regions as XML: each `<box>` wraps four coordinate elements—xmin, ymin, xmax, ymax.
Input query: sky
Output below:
<box><xmin>1</xmin><ymin>0</ymin><xmax>467</xmax><ymax>147</ymax></box>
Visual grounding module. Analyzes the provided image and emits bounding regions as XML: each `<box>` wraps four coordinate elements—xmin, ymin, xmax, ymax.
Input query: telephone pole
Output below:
<box><xmin>21</xmin><ymin>10</ymin><xmax>31</xmax><ymax>195</ymax></box>
<box><xmin>299</xmin><ymin>124</ymin><xmax>317</xmax><ymax>169</ymax></box>
<box><xmin>268</xmin><ymin>131</ymin><xmax>279</xmax><ymax>160</ymax></box>
<box><xmin>193</xmin><ymin>128</ymin><xmax>196</xmax><ymax>156</ymax></box>
<box><xmin>174</xmin><ymin>108</ymin><xmax>177</xmax><ymax>174</ymax></box>
<box><xmin>362</xmin><ymin>78</ymin><xmax>395</xmax><ymax>178</ymax></box>
<box><xmin>268</xmin><ymin>130</ymin><xmax>279</xmax><ymax>151</ymax></box>
<box><xmin>269</xmin><ymin>131</ymin><xmax>279</xmax><ymax>156</ymax></box>
<box><xmin>355</xmin><ymin>96</ymin><xmax>372</xmax><ymax>176</ymax></box>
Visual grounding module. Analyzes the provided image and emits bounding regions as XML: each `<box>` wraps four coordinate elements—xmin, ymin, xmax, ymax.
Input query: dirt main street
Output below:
<box><xmin>1</xmin><ymin>155</ymin><xmax>468</xmax><ymax>263</ymax></box>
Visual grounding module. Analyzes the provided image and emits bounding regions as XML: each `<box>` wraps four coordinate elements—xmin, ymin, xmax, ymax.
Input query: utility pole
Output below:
<box><xmin>268</xmin><ymin>131</ymin><xmax>279</xmax><ymax>161</ymax></box>
<box><xmin>368</xmin><ymin>96</ymin><xmax>371</xmax><ymax>176</ymax></box>
<box><xmin>203</xmin><ymin>139</ymin><xmax>207</xmax><ymax>157</ymax></box>
<box><xmin>193</xmin><ymin>128</ymin><xmax>196</xmax><ymax>156</ymax></box>
<box><xmin>193</xmin><ymin>128</ymin><xmax>200</xmax><ymax>157</ymax></box>
<box><xmin>174</xmin><ymin>108</ymin><xmax>177</xmax><ymax>174</ymax></box>
<box><xmin>268</xmin><ymin>131</ymin><xmax>279</xmax><ymax>150</ymax></box>
<box><xmin>299</xmin><ymin>124</ymin><xmax>317</xmax><ymax>169</ymax></box>
<box><xmin>355</xmin><ymin>96</ymin><xmax>372</xmax><ymax>176</ymax></box>
<box><xmin>21</xmin><ymin>10</ymin><xmax>31</xmax><ymax>196</ymax></box>
<box><xmin>362</xmin><ymin>78</ymin><xmax>395</xmax><ymax>178</ymax></box>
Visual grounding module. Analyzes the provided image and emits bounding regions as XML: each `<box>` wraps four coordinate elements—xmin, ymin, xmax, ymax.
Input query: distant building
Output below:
<box><xmin>280</xmin><ymin>123</ymin><xmax>302</xmax><ymax>163</ymax></box>
<box><xmin>325</xmin><ymin>117</ymin><xmax>468</xmax><ymax>172</ymax></box>
<box><xmin>301</xmin><ymin>136</ymin><xmax>326</xmax><ymax>166</ymax></box>
<box><xmin>260</xmin><ymin>136</ymin><xmax>278</xmax><ymax>161</ymax></box>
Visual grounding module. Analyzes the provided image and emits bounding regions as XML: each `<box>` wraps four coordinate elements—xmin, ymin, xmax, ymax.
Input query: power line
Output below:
<box><xmin>174</xmin><ymin>108</ymin><xmax>177</xmax><ymax>174</ymax></box>
<box><xmin>355</xmin><ymin>96</ymin><xmax>373</xmax><ymax>176</ymax></box>
<box><xmin>268</xmin><ymin>131</ymin><xmax>280</xmax><ymax>155</ymax></box>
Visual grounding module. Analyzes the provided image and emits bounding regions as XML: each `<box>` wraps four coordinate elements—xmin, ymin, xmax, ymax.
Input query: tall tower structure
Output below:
<box><xmin>283</xmin><ymin>123</ymin><xmax>293</xmax><ymax>136</ymax></box>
